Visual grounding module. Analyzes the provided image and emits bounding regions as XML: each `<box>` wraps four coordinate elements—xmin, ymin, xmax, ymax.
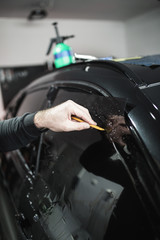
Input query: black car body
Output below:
<box><xmin>1</xmin><ymin>59</ymin><xmax>160</xmax><ymax>240</ymax></box>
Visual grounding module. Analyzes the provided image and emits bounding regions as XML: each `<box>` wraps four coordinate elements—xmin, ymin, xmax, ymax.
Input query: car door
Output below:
<box><xmin>2</xmin><ymin>60</ymin><xmax>158</xmax><ymax>240</ymax></box>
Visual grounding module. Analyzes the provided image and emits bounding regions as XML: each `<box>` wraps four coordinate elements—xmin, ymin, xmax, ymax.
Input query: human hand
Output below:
<box><xmin>34</xmin><ymin>100</ymin><xmax>97</xmax><ymax>132</ymax></box>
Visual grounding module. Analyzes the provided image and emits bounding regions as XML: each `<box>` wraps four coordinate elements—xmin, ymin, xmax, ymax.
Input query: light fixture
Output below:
<box><xmin>28</xmin><ymin>9</ymin><xmax>47</xmax><ymax>20</ymax></box>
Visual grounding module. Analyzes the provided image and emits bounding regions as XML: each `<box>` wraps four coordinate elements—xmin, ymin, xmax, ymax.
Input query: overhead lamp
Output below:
<box><xmin>28</xmin><ymin>9</ymin><xmax>47</xmax><ymax>20</ymax></box>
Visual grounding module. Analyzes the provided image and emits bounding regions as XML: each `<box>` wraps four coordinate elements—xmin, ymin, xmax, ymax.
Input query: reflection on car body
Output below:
<box><xmin>1</xmin><ymin>60</ymin><xmax>160</xmax><ymax>240</ymax></box>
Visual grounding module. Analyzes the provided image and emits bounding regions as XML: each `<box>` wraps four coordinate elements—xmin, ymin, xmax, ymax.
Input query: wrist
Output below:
<box><xmin>34</xmin><ymin>111</ymin><xmax>48</xmax><ymax>133</ymax></box>
<box><xmin>22</xmin><ymin>113</ymin><xmax>43</xmax><ymax>136</ymax></box>
<box><xmin>34</xmin><ymin>111</ymin><xmax>47</xmax><ymax>129</ymax></box>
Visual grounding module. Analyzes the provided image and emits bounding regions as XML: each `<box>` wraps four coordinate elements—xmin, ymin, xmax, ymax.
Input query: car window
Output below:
<box><xmin>17</xmin><ymin>88</ymin><xmax>48</xmax><ymax>116</ymax></box>
<box><xmin>11</xmin><ymin>86</ymin><xmax>154</xmax><ymax>240</ymax></box>
<box><xmin>15</xmin><ymin>87</ymin><xmax>125</xmax><ymax>239</ymax></box>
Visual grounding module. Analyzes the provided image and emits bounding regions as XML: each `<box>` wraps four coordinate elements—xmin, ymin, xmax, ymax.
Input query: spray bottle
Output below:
<box><xmin>46</xmin><ymin>22</ymin><xmax>75</xmax><ymax>68</ymax></box>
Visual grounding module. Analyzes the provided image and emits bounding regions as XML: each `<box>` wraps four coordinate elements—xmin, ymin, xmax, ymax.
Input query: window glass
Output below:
<box><xmin>16</xmin><ymin>86</ymin><xmax>153</xmax><ymax>239</ymax></box>
<box><xmin>17</xmin><ymin>89</ymin><xmax>48</xmax><ymax>116</ymax></box>
<box><xmin>35</xmin><ymin>88</ymin><xmax>127</xmax><ymax>239</ymax></box>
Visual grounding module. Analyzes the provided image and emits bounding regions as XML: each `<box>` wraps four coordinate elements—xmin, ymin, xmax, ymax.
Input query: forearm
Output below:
<box><xmin>0</xmin><ymin>113</ymin><xmax>41</xmax><ymax>152</ymax></box>
<box><xmin>0</xmin><ymin>100</ymin><xmax>96</xmax><ymax>152</ymax></box>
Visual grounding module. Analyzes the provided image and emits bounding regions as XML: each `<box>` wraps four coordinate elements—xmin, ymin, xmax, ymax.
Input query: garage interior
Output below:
<box><xmin>0</xmin><ymin>1</ymin><xmax>160</xmax><ymax>240</ymax></box>
<box><xmin>0</xmin><ymin>0</ymin><xmax>160</xmax><ymax>112</ymax></box>
<box><xmin>0</xmin><ymin>0</ymin><xmax>160</xmax><ymax>66</ymax></box>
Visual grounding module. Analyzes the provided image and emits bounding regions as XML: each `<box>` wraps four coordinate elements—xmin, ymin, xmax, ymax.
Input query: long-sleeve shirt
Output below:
<box><xmin>0</xmin><ymin>113</ymin><xmax>41</xmax><ymax>152</ymax></box>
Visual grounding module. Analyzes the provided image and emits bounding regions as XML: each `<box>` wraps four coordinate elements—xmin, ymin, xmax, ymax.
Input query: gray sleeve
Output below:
<box><xmin>0</xmin><ymin>113</ymin><xmax>42</xmax><ymax>152</ymax></box>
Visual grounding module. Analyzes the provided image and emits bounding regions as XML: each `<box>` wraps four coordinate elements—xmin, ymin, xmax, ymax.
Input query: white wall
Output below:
<box><xmin>0</xmin><ymin>8</ymin><xmax>160</xmax><ymax>67</ymax></box>
<box><xmin>125</xmin><ymin>8</ymin><xmax>160</xmax><ymax>57</ymax></box>
<box><xmin>0</xmin><ymin>18</ymin><xmax>126</xmax><ymax>66</ymax></box>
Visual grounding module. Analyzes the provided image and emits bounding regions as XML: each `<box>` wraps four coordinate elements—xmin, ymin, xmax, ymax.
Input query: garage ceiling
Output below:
<box><xmin>0</xmin><ymin>0</ymin><xmax>160</xmax><ymax>21</ymax></box>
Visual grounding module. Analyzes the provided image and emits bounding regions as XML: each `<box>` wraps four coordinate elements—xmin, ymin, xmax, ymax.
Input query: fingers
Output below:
<box><xmin>45</xmin><ymin>100</ymin><xmax>97</xmax><ymax>132</ymax></box>
<box><xmin>68</xmin><ymin>100</ymin><xmax>97</xmax><ymax>126</ymax></box>
<box><xmin>63</xmin><ymin>120</ymin><xmax>90</xmax><ymax>132</ymax></box>
<box><xmin>35</xmin><ymin>100</ymin><xmax>97</xmax><ymax>132</ymax></box>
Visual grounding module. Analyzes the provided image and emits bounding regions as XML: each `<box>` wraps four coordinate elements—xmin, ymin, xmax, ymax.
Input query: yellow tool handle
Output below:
<box><xmin>71</xmin><ymin>116</ymin><xmax>105</xmax><ymax>131</ymax></box>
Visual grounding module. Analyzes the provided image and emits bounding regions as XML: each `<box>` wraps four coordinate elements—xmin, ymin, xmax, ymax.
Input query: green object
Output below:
<box><xmin>53</xmin><ymin>42</ymin><xmax>75</xmax><ymax>68</ymax></box>
<box><xmin>46</xmin><ymin>22</ymin><xmax>75</xmax><ymax>68</ymax></box>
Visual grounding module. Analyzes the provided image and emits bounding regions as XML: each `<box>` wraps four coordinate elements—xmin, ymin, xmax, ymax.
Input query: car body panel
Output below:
<box><xmin>1</xmin><ymin>60</ymin><xmax>160</xmax><ymax>240</ymax></box>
